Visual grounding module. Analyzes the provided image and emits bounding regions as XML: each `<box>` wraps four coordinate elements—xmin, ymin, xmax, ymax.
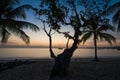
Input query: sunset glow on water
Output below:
<box><xmin>0</xmin><ymin>48</ymin><xmax>120</xmax><ymax>60</ymax></box>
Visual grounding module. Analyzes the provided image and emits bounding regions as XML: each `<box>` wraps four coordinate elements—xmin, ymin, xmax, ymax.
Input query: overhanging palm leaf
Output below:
<box><xmin>0</xmin><ymin>19</ymin><xmax>39</xmax><ymax>44</ymax></box>
<box><xmin>0</xmin><ymin>0</ymin><xmax>18</xmax><ymax>15</ymax></box>
<box><xmin>105</xmin><ymin>1</ymin><xmax>120</xmax><ymax>31</ymax></box>
<box><xmin>0</xmin><ymin>28</ymin><xmax>11</xmax><ymax>43</ymax></box>
<box><xmin>9</xmin><ymin>28</ymin><xmax>30</xmax><ymax>44</ymax></box>
<box><xmin>0</xmin><ymin>0</ymin><xmax>18</xmax><ymax>8</ymax></box>
<box><xmin>0</xmin><ymin>19</ymin><xmax>39</xmax><ymax>32</ymax></box>
<box><xmin>5</xmin><ymin>5</ymin><xmax>35</xmax><ymax>19</ymax></box>
<box><xmin>105</xmin><ymin>1</ymin><xmax>120</xmax><ymax>15</ymax></box>
<box><xmin>112</xmin><ymin>10</ymin><xmax>120</xmax><ymax>31</ymax></box>
<box><xmin>118</xmin><ymin>20</ymin><xmax>120</xmax><ymax>31</ymax></box>
<box><xmin>112</xmin><ymin>10</ymin><xmax>120</xmax><ymax>23</ymax></box>
<box><xmin>0</xmin><ymin>0</ymin><xmax>39</xmax><ymax>44</ymax></box>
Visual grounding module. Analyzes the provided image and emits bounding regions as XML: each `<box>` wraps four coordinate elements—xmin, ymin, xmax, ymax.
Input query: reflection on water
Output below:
<box><xmin>0</xmin><ymin>48</ymin><xmax>120</xmax><ymax>60</ymax></box>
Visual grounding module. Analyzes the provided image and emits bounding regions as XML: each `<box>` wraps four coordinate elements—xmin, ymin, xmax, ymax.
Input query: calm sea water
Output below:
<box><xmin>0</xmin><ymin>48</ymin><xmax>120</xmax><ymax>60</ymax></box>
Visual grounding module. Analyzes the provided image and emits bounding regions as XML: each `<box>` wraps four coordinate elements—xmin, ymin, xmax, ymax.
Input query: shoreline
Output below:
<box><xmin>1</xmin><ymin>57</ymin><xmax>120</xmax><ymax>62</ymax></box>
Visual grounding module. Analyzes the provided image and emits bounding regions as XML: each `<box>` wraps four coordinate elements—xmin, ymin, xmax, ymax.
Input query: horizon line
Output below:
<box><xmin>0</xmin><ymin>45</ymin><xmax>120</xmax><ymax>49</ymax></box>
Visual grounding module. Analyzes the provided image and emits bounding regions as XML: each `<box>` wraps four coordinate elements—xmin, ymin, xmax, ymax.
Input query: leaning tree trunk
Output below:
<box><xmin>50</xmin><ymin>49</ymin><xmax>72</xmax><ymax>78</ymax></box>
<box><xmin>43</xmin><ymin>23</ymin><xmax>78</xmax><ymax>79</ymax></box>
<box><xmin>42</xmin><ymin>21</ymin><xmax>80</xmax><ymax>79</ymax></box>
<box><xmin>50</xmin><ymin>34</ymin><xmax>78</xmax><ymax>79</ymax></box>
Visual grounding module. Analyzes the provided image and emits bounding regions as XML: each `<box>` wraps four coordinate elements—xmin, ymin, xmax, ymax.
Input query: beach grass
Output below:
<box><xmin>0</xmin><ymin>58</ymin><xmax>120</xmax><ymax>80</ymax></box>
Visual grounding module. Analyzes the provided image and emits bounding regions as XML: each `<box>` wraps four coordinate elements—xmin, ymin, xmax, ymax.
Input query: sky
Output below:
<box><xmin>1</xmin><ymin>0</ymin><xmax>120</xmax><ymax>48</ymax></box>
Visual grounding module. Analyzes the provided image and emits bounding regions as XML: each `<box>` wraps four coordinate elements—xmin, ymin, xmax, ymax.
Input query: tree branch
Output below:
<box><xmin>57</xmin><ymin>30</ymin><xmax>74</xmax><ymax>40</ymax></box>
<box><xmin>43</xmin><ymin>23</ymin><xmax>49</xmax><ymax>36</ymax></box>
<box><xmin>66</xmin><ymin>37</ymin><xmax>70</xmax><ymax>49</ymax></box>
<box><xmin>42</xmin><ymin>22</ymin><xmax>56</xmax><ymax>59</ymax></box>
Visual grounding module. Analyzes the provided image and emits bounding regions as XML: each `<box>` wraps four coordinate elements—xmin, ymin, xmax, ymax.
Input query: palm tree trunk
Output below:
<box><xmin>93</xmin><ymin>33</ymin><xmax>98</xmax><ymax>61</ymax></box>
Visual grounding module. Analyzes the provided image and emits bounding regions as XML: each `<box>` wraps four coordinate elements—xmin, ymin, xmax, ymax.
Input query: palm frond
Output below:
<box><xmin>97</xmin><ymin>24</ymin><xmax>115</xmax><ymax>31</ymax></box>
<box><xmin>0</xmin><ymin>0</ymin><xmax>19</xmax><ymax>15</ymax></box>
<box><xmin>17</xmin><ymin>30</ymin><xmax>30</xmax><ymax>44</ymax></box>
<box><xmin>12</xmin><ymin>20</ymin><xmax>40</xmax><ymax>32</ymax></box>
<box><xmin>0</xmin><ymin>28</ymin><xmax>11</xmax><ymax>43</ymax></box>
<box><xmin>0</xmin><ymin>0</ymin><xmax>38</xmax><ymax>44</ymax></box>
<box><xmin>0</xmin><ymin>0</ymin><xmax>12</xmax><ymax>15</ymax></box>
<box><xmin>0</xmin><ymin>22</ymin><xmax>30</xmax><ymax>44</ymax></box>
<box><xmin>7</xmin><ymin>27</ymin><xmax>30</xmax><ymax>44</ymax></box>
<box><xmin>6</xmin><ymin>5</ymin><xmax>35</xmax><ymax>19</ymax></box>
<box><xmin>105</xmin><ymin>1</ymin><xmax>120</xmax><ymax>15</ymax></box>
<box><xmin>0</xmin><ymin>0</ymin><xmax>16</xmax><ymax>8</ymax></box>
<box><xmin>117</xmin><ymin>20</ymin><xmax>120</xmax><ymax>32</ymax></box>
<box><xmin>97</xmin><ymin>33</ymin><xmax>104</xmax><ymax>41</ymax></box>
<box><xmin>112</xmin><ymin>10</ymin><xmax>120</xmax><ymax>27</ymax></box>
<box><xmin>81</xmin><ymin>32</ymin><xmax>92</xmax><ymax>44</ymax></box>
<box><xmin>10</xmin><ymin>0</ymin><xmax>19</xmax><ymax>5</ymax></box>
<box><xmin>0</xmin><ymin>19</ymin><xmax>40</xmax><ymax>32</ymax></box>
<box><xmin>99</xmin><ymin>33</ymin><xmax>116</xmax><ymax>45</ymax></box>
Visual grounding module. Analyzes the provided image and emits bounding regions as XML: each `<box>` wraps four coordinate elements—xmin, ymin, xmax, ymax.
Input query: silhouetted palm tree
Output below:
<box><xmin>0</xmin><ymin>0</ymin><xmax>39</xmax><ymax>44</ymax></box>
<box><xmin>81</xmin><ymin>16</ymin><xmax>116</xmax><ymax>61</ymax></box>
<box><xmin>105</xmin><ymin>1</ymin><xmax>120</xmax><ymax>31</ymax></box>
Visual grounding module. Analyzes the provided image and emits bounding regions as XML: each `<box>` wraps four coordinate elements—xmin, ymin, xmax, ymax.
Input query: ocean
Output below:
<box><xmin>0</xmin><ymin>48</ymin><xmax>120</xmax><ymax>60</ymax></box>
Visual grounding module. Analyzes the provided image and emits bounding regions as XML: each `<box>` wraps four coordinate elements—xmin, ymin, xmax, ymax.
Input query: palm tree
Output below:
<box><xmin>105</xmin><ymin>1</ymin><xmax>120</xmax><ymax>31</ymax></box>
<box><xmin>0</xmin><ymin>0</ymin><xmax>39</xmax><ymax>44</ymax></box>
<box><xmin>81</xmin><ymin>16</ymin><xmax>116</xmax><ymax>61</ymax></box>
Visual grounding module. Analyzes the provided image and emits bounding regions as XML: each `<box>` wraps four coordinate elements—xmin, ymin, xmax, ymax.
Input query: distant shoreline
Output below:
<box><xmin>1</xmin><ymin>57</ymin><xmax>120</xmax><ymax>63</ymax></box>
<box><xmin>0</xmin><ymin>45</ymin><xmax>120</xmax><ymax>50</ymax></box>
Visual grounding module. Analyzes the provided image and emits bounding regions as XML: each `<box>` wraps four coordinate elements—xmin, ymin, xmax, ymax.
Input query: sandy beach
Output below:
<box><xmin>0</xmin><ymin>58</ymin><xmax>120</xmax><ymax>80</ymax></box>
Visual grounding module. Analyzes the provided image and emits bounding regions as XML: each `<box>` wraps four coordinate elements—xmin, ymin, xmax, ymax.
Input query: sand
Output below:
<box><xmin>0</xmin><ymin>58</ymin><xmax>120</xmax><ymax>80</ymax></box>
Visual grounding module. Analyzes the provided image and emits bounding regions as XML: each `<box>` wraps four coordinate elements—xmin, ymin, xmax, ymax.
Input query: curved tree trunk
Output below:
<box><xmin>43</xmin><ymin>22</ymin><xmax>78</xmax><ymax>79</ymax></box>
<box><xmin>50</xmin><ymin>49</ymin><xmax>72</xmax><ymax>78</ymax></box>
<box><xmin>42</xmin><ymin>3</ymin><xmax>80</xmax><ymax>78</ymax></box>
<box><xmin>50</xmin><ymin>48</ymin><xmax>77</xmax><ymax>80</ymax></box>
<box><xmin>49</xmin><ymin>30</ymin><xmax>79</xmax><ymax>79</ymax></box>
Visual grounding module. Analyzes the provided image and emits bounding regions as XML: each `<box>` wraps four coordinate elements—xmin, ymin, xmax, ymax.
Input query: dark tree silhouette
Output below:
<box><xmin>38</xmin><ymin>0</ymin><xmax>83</xmax><ymax>78</ymax></box>
<box><xmin>37</xmin><ymin>0</ymin><xmax>116</xmax><ymax>79</ymax></box>
<box><xmin>38</xmin><ymin>0</ymin><xmax>85</xmax><ymax>78</ymax></box>
<box><xmin>0</xmin><ymin>0</ymin><xmax>39</xmax><ymax>44</ymax></box>
<box><xmin>105</xmin><ymin>1</ymin><xmax>120</xmax><ymax>31</ymax></box>
<box><xmin>80</xmin><ymin>0</ymin><xmax>116</xmax><ymax>61</ymax></box>
<box><xmin>81</xmin><ymin>15</ymin><xmax>116</xmax><ymax>61</ymax></box>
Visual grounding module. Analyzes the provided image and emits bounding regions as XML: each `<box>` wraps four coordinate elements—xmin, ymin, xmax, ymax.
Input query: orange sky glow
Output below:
<box><xmin>5</xmin><ymin>29</ymin><xmax>120</xmax><ymax>48</ymax></box>
<box><xmin>0</xmin><ymin>0</ymin><xmax>120</xmax><ymax>48</ymax></box>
